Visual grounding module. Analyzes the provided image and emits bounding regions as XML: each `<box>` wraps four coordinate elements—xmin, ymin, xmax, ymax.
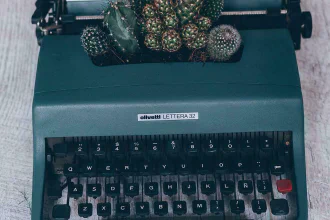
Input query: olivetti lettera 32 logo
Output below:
<box><xmin>138</xmin><ymin>113</ymin><xmax>199</xmax><ymax>121</ymax></box>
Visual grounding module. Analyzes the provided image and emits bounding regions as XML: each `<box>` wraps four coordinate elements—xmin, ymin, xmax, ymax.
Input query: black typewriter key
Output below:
<box><xmin>210</xmin><ymin>200</ymin><xmax>224</xmax><ymax>214</ymax></box>
<box><xmin>238</xmin><ymin>180</ymin><xmax>253</xmax><ymax>194</ymax></box>
<box><xmin>221</xmin><ymin>181</ymin><xmax>235</xmax><ymax>195</ymax></box>
<box><xmin>154</xmin><ymin>201</ymin><xmax>168</xmax><ymax>216</ymax></box>
<box><xmin>97</xmin><ymin>203</ymin><xmax>111</xmax><ymax>217</ymax></box>
<box><xmin>106</xmin><ymin>183</ymin><xmax>120</xmax><ymax>197</ymax></box>
<box><xmin>241</xmin><ymin>138</ymin><xmax>255</xmax><ymax>151</ymax></box>
<box><xmin>53</xmin><ymin>143</ymin><xmax>68</xmax><ymax>158</ymax></box>
<box><xmin>63</xmin><ymin>164</ymin><xmax>78</xmax><ymax>177</ymax></box>
<box><xmin>197</xmin><ymin>160</ymin><xmax>212</xmax><ymax>174</ymax></box>
<box><xmin>201</xmin><ymin>181</ymin><xmax>216</xmax><ymax>195</ymax></box>
<box><xmin>173</xmin><ymin>201</ymin><xmax>187</xmax><ymax>215</ymax></box>
<box><xmin>119</xmin><ymin>161</ymin><xmax>135</xmax><ymax>176</ymax></box>
<box><xmin>222</xmin><ymin>138</ymin><xmax>237</xmax><ymax>152</ymax></box>
<box><xmin>145</xmin><ymin>182</ymin><xmax>159</xmax><ymax>197</ymax></box>
<box><xmin>215</xmin><ymin>159</ymin><xmax>227</xmax><ymax>174</ymax></box>
<box><xmin>166</xmin><ymin>140</ymin><xmax>180</xmax><ymax>156</ymax></box>
<box><xmin>125</xmin><ymin>183</ymin><xmax>139</xmax><ymax>197</ymax></box>
<box><xmin>68</xmin><ymin>183</ymin><xmax>83</xmax><ymax>199</ymax></box>
<box><xmin>148</xmin><ymin>141</ymin><xmax>162</xmax><ymax>158</ymax></box>
<box><xmin>230</xmin><ymin>200</ymin><xmax>245</xmax><ymax>214</ymax></box>
<box><xmin>139</xmin><ymin>162</ymin><xmax>154</xmax><ymax>175</ymax></box>
<box><xmin>93</xmin><ymin>142</ymin><xmax>106</xmax><ymax>158</ymax></box>
<box><xmin>136</xmin><ymin>202</ymin><xmax>150</xmax><ymax>217</ymax></box>
<box><xmin>257</xmin><ymin>180</ymin><xmax>271</xmax><ymax>194</ymax></box>
<box><xmin>177</xmin><ymin>162</ymin><xmax>191</xmax><ymax>175</ymax></box>
<box><xmin>78</xmin><ymin>203</ymin><xmax>93</xmax><ymax>218</ymax></box>
<box><xmin>233</xmin><ymin>160</ymin><xmax>246</xmax><ymax>174</ymax></box>
<box><xmin>270</xmin><ymin>199</ymin><xmax>289</xmax><ymax>215</ymax></box>
<box><xmin>270</xmin><ymin>161</ymin><xmax>285</xmax><ymax>175</ymax></box>
<box><xmin>47</xmin><ymin>181</ymin><xmax>62</xmax><ymax>199</ymax></box>
<box><xmin>52</xmin><ymin>204</ymin><xmax>71</xmax><ymax>219</ymax></box>
<box><xmin>203</xmin><ymin>139</ymin><xmax>217</xmax><ymax>154</ymax></box>
<box><xmin>182</xmin><ymin>181</ymin><xmax>196</xmax><ymax>196</ymax></box>
<box><xmin>186</xmin><ymin>140</ymin><xmax>199</xmax><ymax>156</ymax></box>
<box><xmin>130</xmin><ymin>141</ymin><xmax>145</xmax><ymax>158</ymax></box>
<box><xmin>87</xmin><ymin>184</ymin><xmax>101</xmax><ymax>198</ymax></box>
<box><xmin>116</xmin><ymin>202</ymin><xmax>130</xmax><ymax>217</ymax></box>
<box><xmin>81</xmin><ymin>163</ymin><xmax>97</xmax><ymax>177</ymax></box>
<box><xmin>260</xmin><ymin>137</ymin><xmax>273</xmax><ymax>151</ymax></box>
<box><xmin>254</xmin><ymin>160</ymin><xmax>267</xmax><ymax>173</ymax></box>
<box><xmin>158</xmin><ymin>161</ymin><xmax>175</xmax><ymax>175</ymax></box>
<box><xmin>111</xmin><ymin>141</ymin><xmax>125</xmax><ymax>158</ymax></box>
<box><xmin>99</xmin><ymin>163</ymin><xmax>116</xmax><ymax>176</ymax></box>
<box><xmin>252</xmin><ymin>199</ymin><xmax>267</xmax><ymax>214</ymax></box>
<box><xmin>192</xmin><ymin>200</ymin><xmax>207</xmax><ymax>215</ymax></box>
<box><xmin>163</xmin><ymin>181</ymin><xmax>177</xmax><ymax>196</ymax></box>
<box><xmin>74</xmin><ymin>142</ymin><xmax>88</xmax><ymax>158</ymax></box>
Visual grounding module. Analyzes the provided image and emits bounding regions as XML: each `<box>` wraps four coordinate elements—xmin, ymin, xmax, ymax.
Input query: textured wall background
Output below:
<box><xmin>0</xmin><ymin>0</ymin><xmax>329</xmax><ymax>219</ymax></box>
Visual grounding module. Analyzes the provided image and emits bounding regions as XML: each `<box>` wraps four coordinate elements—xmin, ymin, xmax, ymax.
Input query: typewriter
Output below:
<box><xmin>31</xmin><ymin>0</ymin><xmax>312</xmax><ymax>219</ymax></box>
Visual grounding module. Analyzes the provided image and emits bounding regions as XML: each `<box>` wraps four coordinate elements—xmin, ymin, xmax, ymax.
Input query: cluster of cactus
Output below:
<box><xmin>141</xmin><ymin>0</ymin><xmax>212</xmax><ymax>52</ymax></box>
<box><xmin>207</xmin><ymin>25</ymin><xmax>242</xmax><ymax>61</ymax></box>
<box><xmin>81</xmin><ymin>1</ymin><xmax>140</xmax><ymax>60</ymax></box>
<box><xmin>201</xmin><ymin>0</ymin><xmax>224</xmax><ymax>22</ymax></box>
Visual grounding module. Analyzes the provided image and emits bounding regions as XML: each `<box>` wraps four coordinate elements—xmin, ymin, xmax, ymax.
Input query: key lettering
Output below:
<box><xmin>102</xmin><ymin>206</ymin><xmax>106</xmax><ymax>210</ymax></box>
<box><xmin>87</xmin><ymin>166</ymin><xmax>92</xmax><ymax>170</ymax></box>
<box><xmin>244</xmin><ymin>183</ymin><xmax>248</xmax><ymax>188</ymax></box>
<box><xmin>197</xmin><ymin>204</ymin><xmax>203</xmax><ymax>208</ymax></box>
<box><xmin>121</xmin><ymin>206</ymin><xmax>125</xmax><ymax>210</ymax></box>
<box><xmin>106</xmin><ymin>166</ymin><xmax>111</xmax><ymax>170</ymax></box>
<box><xmin>92</xmin><ymin>187</ymin><xmax>96</xmax><ymax>191</ymax></box>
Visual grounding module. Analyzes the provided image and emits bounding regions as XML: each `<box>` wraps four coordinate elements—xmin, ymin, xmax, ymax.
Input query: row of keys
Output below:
<box><xmin>62</xmin><ymin>159</ymin><xmax>286</xmax><ymax>177</ymax></box>
<box><xmin>53</xmin><ymin>136</ymin><xmax>276</xmax><ymax>158</ymax></box>
<box><xmin>49</xmin><ymin>179</ymin><xmax>292</xmax><ymax>199</ymax></box>
<box><xmin>52</xmin><ymin>198</ymin><xmax>289</xmax><ymax>219</ymax></box>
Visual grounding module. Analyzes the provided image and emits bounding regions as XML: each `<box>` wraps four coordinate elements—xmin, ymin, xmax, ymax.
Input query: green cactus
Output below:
<box><xmin>186</xmin><ymin>32</ymin><xmax>208</xmax><ymax>50</ymax></box>
<box><xmin>176</xmin><ymin>0</ymin><xmax>204</xmax><ymax>24</ymax></box>
<box><xmin>142</xmin><ymin>4</ymin><xmax>158</xmax><ymax>18</ymax></box>
<box><xmin>145</xmin><ymin>33</ymin><xmax>162</xmax><ymax>51</ymax></box>
<box><xmin>181</xmin><ymin>23</ymin><xmax>199</xmax><ymax>41</ymax></box>
<box><xmin>196</xmin><ymin>16</ymin><xmax>212</xmax><ymax>31</ymax></box>
<box><xmin>81</xmin><ymin>26</ymin><xmax>110</xmax><ymax>57</ymax></box>
<box><xmin>146</xmin><ymin>17</ymin><xmax>164</xmax><ymax>35</ymax></box>
<box><xmin>163</xmin><ymin>10</ymin><xmax>179</xmax><ymax>29</ymax></box>
<box><xmin>103</xmin><ymin>2</ymin><xmax>140</xmax><ymax>57</ymax></box>
<box><xmin>201</xmin><ymin>0</ymin><xmax>224</xmax><ymax>22</ymax></box>
<box><xmin>162</xmin><ymin>29</ymin><xmax>182</xmax><ymax>52</ymax></box>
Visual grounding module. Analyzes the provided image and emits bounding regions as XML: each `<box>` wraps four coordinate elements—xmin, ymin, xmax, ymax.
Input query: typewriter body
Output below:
<box><xmin>31</xmin><ymin>0</ymin><xmax>312</xmax><ymax>219</ymax></box>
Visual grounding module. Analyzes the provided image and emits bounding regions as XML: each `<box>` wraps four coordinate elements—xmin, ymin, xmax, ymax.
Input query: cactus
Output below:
<box><xmin>145</xmin><ymin>33</ymin><xmax>162</xmax><ymax>50</ymax></box>
<box><xmin>186</xmin><ymin>32</ymin><xmax>207</xmax><ymax>50</ymax></box>
<box><xmin>162</xmin><ymin>29</ymin><xmax>182</xmax><ymax>52</ymax></box>
<box><xmin>176</xmin><ymin>0</ymin><xmax>203</xmax><ymax>24</ymax></box>
<box><xmin>146</xmin><ymin>17</ymin><xmax>164</xmax><ymax>35</ymax></box>
<box><xmin>103</xmin><ymin>2</ymin><xmax>140</xmax><ymax>57</ymax></box>
<box><xmin>81</xmin><ymin>26</ymin><xmax>110</xmax><ymax>57</ymax></box>
<box><xmin>163</xmin><ymin>10</ymin><xmax>179</xmax><ymax>29</ymax></box>
<box><xmin>181</xmin><ymin>23</ymin><xmax>199</xmax><ymax>41</ymax></box>
<box><xmin>154</xmin><ymin>0</ymin><xmax>173</xmax><ymax>16</ymax></box>
<box><xmin>142</xmin><ymin>4</ymin><xmax>158</xmax><ymax>18</ymax></box>
<box><xmin>201</xmin><ymin>0</ymin><xmax>224</xmax><ymax>22</ymax></box>
<box><xmin>196</xmin><ymin>16</ymin><xmax>212</xmax><ymax>31</ymax></box>
<box><xmin>207</xmin><ymin>25</ymin><xmax>242</xmax><ymax>61</ymax></box>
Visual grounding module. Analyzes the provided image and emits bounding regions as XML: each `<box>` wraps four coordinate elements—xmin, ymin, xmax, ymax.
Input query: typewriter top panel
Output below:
<box><xmin>35</xmin><ymin>29</ymin><xmax>300</xmax><ymax>95</ymax></box>
<box><xmin>65</xmin><ymin>0</ymin><xmax>282</xmax><ymax>15</ymax></box>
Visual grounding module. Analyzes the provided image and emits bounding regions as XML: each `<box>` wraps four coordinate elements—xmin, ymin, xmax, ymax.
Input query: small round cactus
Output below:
<box><xmin>196</xmin><ymin>16</ymin><xmax>212</xmax><ymax>31</ymax></box>
<box><xmin>163</xmin><ymin>11</ymin><xmax>179</xmax><ymax>29</ymax></box>
<box><xmin>145</xmin><ymin>34</ymin><xmax>162</xmax><ymax>51</ymax></box>
<box><xmin>186</xmin><ymin>32</ymin><xmax>208</xmax><ymax>50</ymax></box>
<box><xmin>181</xmin><ymin>23</ymin><xmax>199</xmax><ymax>41</ymax></box>
<box><xmin>207</xmin><ymin>25</ymin><xmax>242</xmax><ymax>61</ymax></box>
<box><xmin>162</xmin><ymin>29</ymin><xmax>182</xmax><ymax>52</ymax></box>
<box><xmin>201</xmin><ymin>0</ymin><xmax>224</xmax><ymax>22</ymax></box>
<box><xmin>81</xmin><ymin>26</ymin><xmax>110</xmax><ymax>57</ymax></box>
<box><xmin>146</xmin><ymin>17</ymin><xmax>164</xmax><ymax>36</ymax></box>
<box><xmin>142</xmin><ymin>4</ymin><xmax>157</xmax><ymax>18</ymax></box>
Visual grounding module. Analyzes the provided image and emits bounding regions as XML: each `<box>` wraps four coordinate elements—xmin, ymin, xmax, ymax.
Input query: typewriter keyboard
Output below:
<box><xmin>44</xmin><ymin>132</ymin><xmax>297</xmax><ymax>219</ymax></box>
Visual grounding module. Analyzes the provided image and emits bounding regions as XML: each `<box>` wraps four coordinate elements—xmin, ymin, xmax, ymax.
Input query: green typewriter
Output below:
<box><xmin>31</xmin><ymin>0</ymin><xmax>312</xmax><ymax>219</ymax></box>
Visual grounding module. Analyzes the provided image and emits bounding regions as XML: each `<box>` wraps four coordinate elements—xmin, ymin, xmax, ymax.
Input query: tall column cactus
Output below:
<box><xmin>103</xmin><ymin>2</ymin><xmax>140</xmax><ymax>58</ymax></box>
